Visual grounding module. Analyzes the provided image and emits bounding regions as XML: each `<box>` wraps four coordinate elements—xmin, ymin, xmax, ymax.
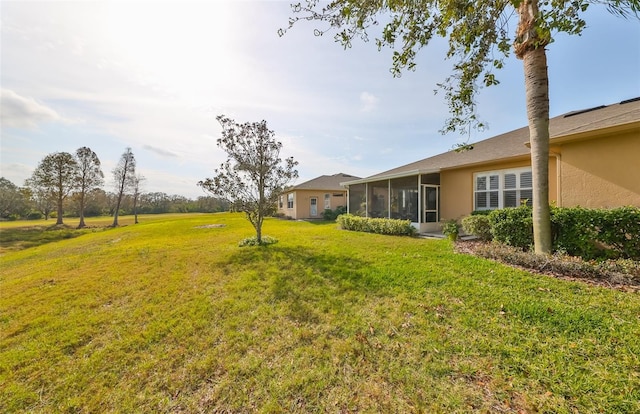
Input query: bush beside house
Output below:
<box><xmin>337</xmin><ymin>214</ymin><xmax>416</xmax><ymax>236</ymax></box>
<box><xmin>462</xmin><ymin>205</ymin><xmax>640</xmax><ymax>261</ymax></box>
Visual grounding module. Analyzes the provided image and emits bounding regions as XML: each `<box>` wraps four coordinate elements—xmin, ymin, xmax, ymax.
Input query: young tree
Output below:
<box><xmin>28</xmin><ymin>152</ymin><xmax>79</xmax><ymax>225</ymax></box>
<box><xmin>198</xmin><ymin>115</ymin><xmax>299</xmax><ymax>244</ymax></box>
<box><xmin>283</xmin><ymin>0</ymin><xmax>639</xmax><ymax>254</ymax></box>
<box><xmin>75</xmin><ymin>147</ymin><xmax>104</xmax><ymax>228</ymax></box>
<box><xmin>131</xmin><ymin>174</ymin><xmax>145</xmax><ymax>224</ymax></box>
<box><xmin>111</xmin><ymin>147</ymin><xmax>136</xmax><ymax>227</ymax></box>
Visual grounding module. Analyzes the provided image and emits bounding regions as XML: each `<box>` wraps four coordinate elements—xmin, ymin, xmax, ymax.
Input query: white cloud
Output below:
<box><xmin>0</xmin><ymin>162</ymin><xmax>33</xmax><ymax>186</ymax></box>
<box><xmin>142</xmin><ymin>145</ymin><xmax>179</xmax><ymax>158</ymax></box>
<box><xmin>360</xmin><ymin>92</ymin><xmax>379</xmax><ymax>113</ymax></box>
<box><xmin>0</xmin><ymin>89</ymin><xmax>61</xmax><ymax>129</ymax></box>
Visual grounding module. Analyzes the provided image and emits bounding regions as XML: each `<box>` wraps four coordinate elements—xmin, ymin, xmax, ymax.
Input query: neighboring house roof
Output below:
<box><xmin>343</xmin><ymin>97</ymin><xmax>640</xmax><ymax>185</ymax></box>
<box><xmin>289</xmin><ymin>173</ymin><xmax>362</xmax><ymax>191</ymax></box>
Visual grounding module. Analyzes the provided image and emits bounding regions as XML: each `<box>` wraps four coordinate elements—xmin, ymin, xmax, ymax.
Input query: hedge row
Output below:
<box><xmin>336</xmin><ymin>214</ymin><xmax>416</xmax><ymax>236</ymax></box>
<box><xmin>462</xmin><ymin>205</ymin><xmax>640</xmax><ymax>260</ymax></box>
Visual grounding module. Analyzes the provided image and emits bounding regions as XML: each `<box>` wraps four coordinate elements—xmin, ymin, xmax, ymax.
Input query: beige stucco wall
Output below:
<box><xmin>439</xmin><ymin>157</ymin><xmax>558</xmax><ymax>221</ymax></box>
<box><xmin>557</xmin><ymin>131</ymin><xmax>640</xmax><ymax>208</ymax></box>
<box><xmin>437</xmin><ymin>130</ymin><xmax>639</xmax><ymax>222</ymax></box>
<box><xmin>278</xmin><ymin>189</ymin><xmax>348</xmax><ymax>219</ymax></box>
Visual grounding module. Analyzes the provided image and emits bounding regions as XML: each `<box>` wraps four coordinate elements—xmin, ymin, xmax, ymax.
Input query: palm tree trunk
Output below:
<box><xmin>523</xmin><ymin>47</ymin><xmax>552</xmax><ymax>254</ymax></box>
<box><xmin>516</xmin><ymin>0</ymin><xmax>552</xmax><ymax>254</ymax></box>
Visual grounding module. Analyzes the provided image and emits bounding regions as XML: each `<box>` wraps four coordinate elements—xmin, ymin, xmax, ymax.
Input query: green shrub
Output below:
<box><xmin>488</xmin><ymin>206</ymin><xmax>533</xmax><ymax>250</ymax></box>
<box><xmin>552</xmin><ymin>206</ymin><xmax>640</xmax><ymax>260</ymax></box>
<box><xmin>337</xmin><ymin>214</ymin><xmax>416</xmax><ymax>236</ymax></box>
<box><xmin>323</xmin><ymin>205</ymin><xmax>347</xmax><ymax>221</ymax></box>
<box><xmin>461</xmin><ymin>214</ymin><xmax>492</xmax><ymax>241</ymax></box>
<box><xmin>470</xmin><ymin>210</ymin><xmax>492</xmax><ymax>216</ymax></box>
<box><xmin>27</xmin><ymin>212</ymin><xmax>44</xmax><ymax>220</ymax></box>
<box><xmin>238</xmin><ymin>235</ymin><xmax>279</xmax><ymax>247</ymax></box>
<box><xmin>598</xmin><ymin>206</ymin><xmax>640</xmax><ymax>260</ymax></box>
<box><xmin>441</xmin><ymin>219</ymin><xmax>460</xmax><ymax>241</ymax></box>
<box><xmin>551</xmin><ymin>206</ymin><xmax>600</xmax><ymax>259</ymax></box>
<box><xmin>484</xmin><ymin>205</ymin><xmax>639</xmax><ymax>260</ymax></box>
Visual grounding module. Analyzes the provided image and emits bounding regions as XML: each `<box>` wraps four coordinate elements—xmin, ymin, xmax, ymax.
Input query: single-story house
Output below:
<box><xmin>279</xmin><ymin>173</ymin><xmax>361</xmax><ymax>219</ymax></box>
<box><xmin>341</xmin><ymin>97</ymin><xmax>640</xmax><ymax>233</ymax></box>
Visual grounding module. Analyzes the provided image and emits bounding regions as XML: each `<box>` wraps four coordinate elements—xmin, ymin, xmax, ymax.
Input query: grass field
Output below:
<box><xmin>1</xmin><ymin>213</ymin><xmax>639</xmax><ymax>413</ymax></box>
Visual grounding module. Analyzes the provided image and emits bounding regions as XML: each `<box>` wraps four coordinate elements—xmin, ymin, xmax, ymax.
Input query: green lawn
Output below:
<box><xmin>1</xmin><ymin>213</ymin><xmax>638</xmax><ymax>413</ymax></box>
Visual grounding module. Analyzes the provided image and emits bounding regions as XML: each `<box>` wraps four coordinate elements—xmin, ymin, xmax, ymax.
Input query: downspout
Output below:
<box><xmin>365</xmin><ymin>182</ymin><xmax>368</xmax><ymax>218</ymax></box>
<box><xmin>388</xmin><ymin>180</ymin><xmax>391</xmax><ymax>218</ymax></box>
<box><xmin>550</xmin><ymin>151</ymin><xmax>562</xmax><ymax>207</ymax></box>
<box><xmin>346</xmin><ymin>185</ymin><xmax>350</xmax><ymax>214</ymax></box>
<box><xmin>418</xmin><ymin>174</ymin><xmax>422</xmax><ymax>224</ymax></box>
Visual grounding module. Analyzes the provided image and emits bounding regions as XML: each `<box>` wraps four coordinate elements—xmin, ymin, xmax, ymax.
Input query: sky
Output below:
<box><xmin>2</xmin><ymin>1</ymin><xmax>639</xmax><ymax>199</ymax></box>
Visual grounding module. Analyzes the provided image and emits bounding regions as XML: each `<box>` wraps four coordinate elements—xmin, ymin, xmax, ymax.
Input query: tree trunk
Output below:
<box><xmin>523</xmin><ymin>47</ymin><xmax>552</xmax><ymax>254</ymax></box>
<box><xmin>78</xmin><ymin>194</ymin><xmax>86</xmax><ymax>228</ymax></box>
<box><xmin>134</xmin><ymin>197</ymin><xmax>139</xmax><ymax>224</ymax></box>
<box><xmin>56</xmin><ymin>194</ymin><xmax>64</xmax><ymax>225</ymax></box>
<box><xmin>112</xmin><ymin>195</ymin><xmax>122</xmax><ymax>227</ymax></box>
<box><xmin>256</xmin><ymin>223</ymin><xmax>262</xmax><ymax>243</ymax></box>
<box><xmin>516</xmin><ymin>0</ymin><xmax>552</xmax><ymax>254</ymax></box>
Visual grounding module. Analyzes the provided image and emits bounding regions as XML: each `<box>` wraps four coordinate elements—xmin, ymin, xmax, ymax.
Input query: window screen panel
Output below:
<box><xmin>476</xmin><ymin>192</ymin><xmax>487</xmax><ymax>209</ymax></box>
<box><xmin>520</xmin><ymin>189</ymin><xmax>533</xmax><ymax>206</ymax></box>
<box><xmin>504</xmin><ymin>190</ymin><xmax>517</xmax><ymax>207</ymax></box>
<box><xmin>489</xmin><ymin>175</ymin><xmax>499</xmax><ymax>190</ymax></box>
<box><xmin>504</xmin><ymin>173</ymin><xmax>516</xmax><ymax>189</ymax></box>
<box><xmin>476</xmin><ymin>176</ymin><xmax>487</xmax><ymax>191</ymax></box>
<box><xmin>489</xmin><ymin>191</ymin><xmax>499</xmax><ymax>208</ymax></box>
<box><xmin>520</xmin><ymin>171</ymin><xmax>533</xmax><ymax>188</ymax></box>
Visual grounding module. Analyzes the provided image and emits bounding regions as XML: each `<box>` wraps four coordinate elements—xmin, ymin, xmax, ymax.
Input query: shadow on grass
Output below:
<box><xmin>0</xmin><ymin>224</ymin><xmax>93</xmax><ymax>252</ymax></box>
<box><xmin>226</xmin><ymin>245</ymin><xmax>375</xmax><ymax>287</ymax></box>
<box><xmin>222</xmin><ymin>245</ymin><xmax>381</xmax><ymax>324</ymax></box>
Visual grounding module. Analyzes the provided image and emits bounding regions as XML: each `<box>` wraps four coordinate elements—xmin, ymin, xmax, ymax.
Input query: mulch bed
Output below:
<box><xmin>454</xmin><ymin>239</ymin><xmax>639</xmax><ymax>293</ymax></box>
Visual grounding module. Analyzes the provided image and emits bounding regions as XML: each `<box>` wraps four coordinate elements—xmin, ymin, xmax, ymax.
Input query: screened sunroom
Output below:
<box><xmin>343</xmin><ymin>171</ymin><xmax>442</xmax><ymax>233</ymax></box>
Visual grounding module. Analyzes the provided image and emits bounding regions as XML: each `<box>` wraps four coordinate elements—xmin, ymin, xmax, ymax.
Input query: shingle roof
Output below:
<box><xmin>347</xmin><ymin>98</ymin><xmax>640</xmax><ymax>184</ymax></box>
<box><xmin>291</xmin><ymin>173</ymin><xmax>361</xmax><ymax>191</ymax></box>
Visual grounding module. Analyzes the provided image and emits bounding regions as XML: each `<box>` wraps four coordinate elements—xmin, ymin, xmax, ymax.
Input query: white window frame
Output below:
<box><xmin>473</xmin><ymin>167</ymin><xmax>533</xmax><ymax>211</ymax></box>
<box><xmin>324</xmin><ymin>193</ymin><xmax>331</xmax><ymax>209</ymax></box>
<box><xmin>287</xmin><ymin>193</ymin><xmax>294</xmax><ymax>209</ymax></box>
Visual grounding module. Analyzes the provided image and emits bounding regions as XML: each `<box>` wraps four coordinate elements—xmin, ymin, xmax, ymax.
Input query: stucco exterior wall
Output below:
<box><xmin>278</xmin><ymin>189</ymin><xmax>348</xmax><ymax>219</ymax></box>
<box><xmin>439</xmin><ymin>158</ymin><xmax>558</xmax><ymax>221</ymax></box>
<box><xmin>557</xmin><ymin>131</ymin><xmax>640</xmax><ymax>208</ymax></box>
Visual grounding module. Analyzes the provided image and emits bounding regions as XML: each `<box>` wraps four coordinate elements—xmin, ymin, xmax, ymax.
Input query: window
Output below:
<box><xmin>503</xmin><ymin>171</ymin><xmax>533</xmax><ymax>207</ymax></box>
<box><xmin>474</xmin><ymin>168</ymin><xmax>533</xmax><ymax>210</ymax></box>
<box><xmin>324</xmin><ymin>194</ymin><xmax>331</xmax><ymax>209</ymax></box>
<box><xmin>287</xmin><ymin>193</ymin><xmax>294</xmax><ymax>209</ymax></box>
<box><xmin>279</xmin><ymin>195</ymin><xmax>283</xmax><ymax>209</ymax></box>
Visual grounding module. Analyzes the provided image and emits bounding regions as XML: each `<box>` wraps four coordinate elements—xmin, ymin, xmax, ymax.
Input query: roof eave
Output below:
<box><xmin>527</xmin><ymin>120</ymin><xmax>640</xmax><ymax>147</ymax></box>
<box><xmin>341</xmin><ymin>168</ymin><xmax>440</xmax><ymax>186</ymax></box>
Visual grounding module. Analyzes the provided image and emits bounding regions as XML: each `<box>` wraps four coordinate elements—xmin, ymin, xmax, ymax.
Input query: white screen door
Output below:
<box><xmin>310</xmin><ymin>197</ymin><xmax>318</xmax><ymax>216</ymax></box>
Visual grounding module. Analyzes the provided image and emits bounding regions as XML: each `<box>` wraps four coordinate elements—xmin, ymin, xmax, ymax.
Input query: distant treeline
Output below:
<box><xmin>1</xmin><ymin>177</ymin><xmax>229</xmax><ymax>220</ymax></box>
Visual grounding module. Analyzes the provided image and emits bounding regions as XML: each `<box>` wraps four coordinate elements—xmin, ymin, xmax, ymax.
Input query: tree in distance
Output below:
<box><xmin>131</xmin><ymin>174</ymin><xmax>145</xmax><ymax>224</ymax></box>
<box><xmin>75</xmin><ymin>147</ymin><xmax>104</xmax><ymax>228</ymax></box>
<box><xmin>27</xmin><ymin>152</ymin><xmax>79</xmax><ymax>225</ymax></box>
<box><xmin>199</xmin><ymin>115</ymin><xmax>299</xmax><ymax>244</ymax></box>
<box><xmin>0</xmin><ymin>177</ymin><xmax>29</xmax><ymax>219</ymax></box>
<box><xmin>282</xmin><ymin>0</ymin><xmax>639</xmax><ymax>254</ymax></box>
<box><xmin>112</xmin><ymin>147</ymin><xmax>136</xmax><ymax>227</ymax></box>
